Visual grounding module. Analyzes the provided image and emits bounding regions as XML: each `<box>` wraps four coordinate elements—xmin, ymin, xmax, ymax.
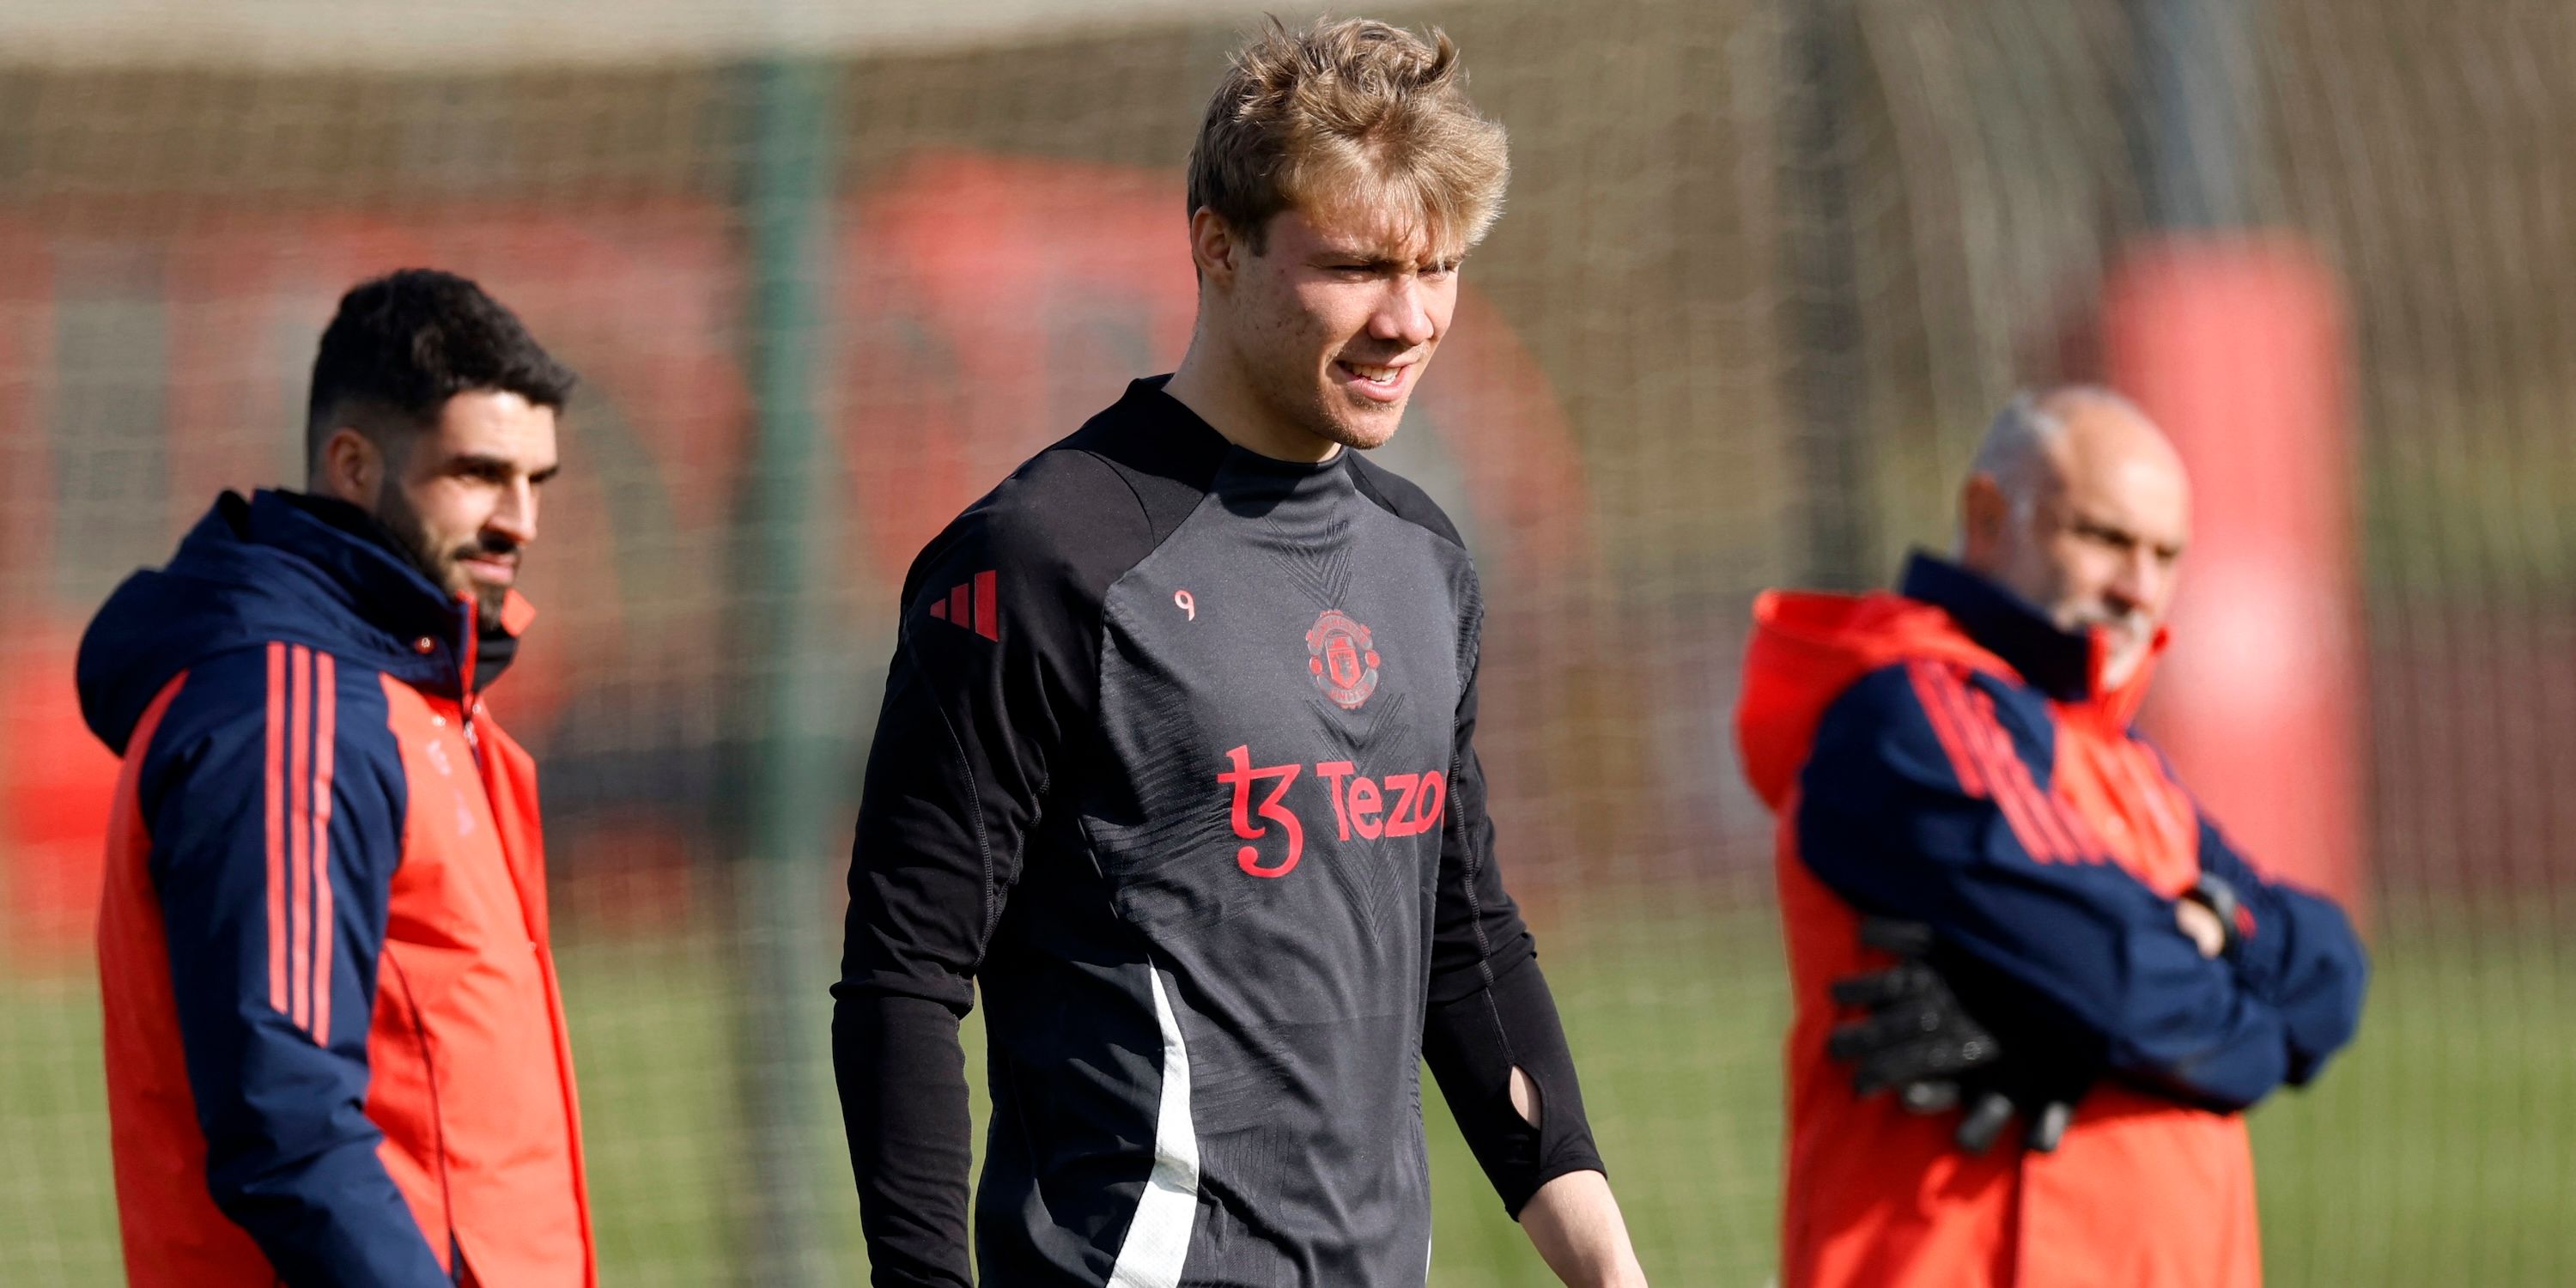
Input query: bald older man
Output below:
<box><xmin>1734</xmin><ymin>387</ymin><xmax>2368</xmax><ymax>1288</ymax></box>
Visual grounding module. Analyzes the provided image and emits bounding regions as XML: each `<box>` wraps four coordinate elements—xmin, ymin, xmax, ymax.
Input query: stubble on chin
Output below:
<box><xmin>405</xmin><ymin>538</ymin><xmax>477</xmax><ymax>611</ymax></box>
<box><xmin>2102</xmin><ymin>646</ymin><xmax>2146</xmax><ymax>690</ymax></box>
<box><xmin>385</xmin><ymin>517</ymin><xmax>492</xmax><ymax>616</ymax></box>
<box><xmin>1244</xmin><ymin>350</ymin><xmax>1413</xmax><ymax>453</ymax></box>
<box><xmin>1309</xmin><ymin>387</ymin><xmax>1410</xmax><ymax>452</ymax></box>
<box><xmin>1327</xmin><ymin>419</ymin><xmax>1400</xmax><ymax>452</ymax></box>
<box><xmin>1255</xmin><ymin>374</ymin><xmax>1360</xmax><ymax>454</ymax></box>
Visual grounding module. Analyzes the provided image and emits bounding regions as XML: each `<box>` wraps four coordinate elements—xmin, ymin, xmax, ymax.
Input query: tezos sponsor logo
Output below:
<box><xmin>1216</xmin><ymin>745</ymin><xmax>1445</xmax><ymax>878</ymax></box>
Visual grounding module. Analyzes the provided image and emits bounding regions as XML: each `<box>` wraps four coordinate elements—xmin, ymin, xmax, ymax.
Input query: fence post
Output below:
<box><xmin>732</xmin><ymin>52</ymin><xmax>843</xmax><ymax>1285</ymax></box>
<box><xmin>1779</xmin><ymin>0</ymin><xmax>1877</xmax><ymax>590</ymax></box>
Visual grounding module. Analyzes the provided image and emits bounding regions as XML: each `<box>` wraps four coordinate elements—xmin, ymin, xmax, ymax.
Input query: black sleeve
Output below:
<box><xmin>830</xmin><ymin>449</ymin><xmax>1136</xmax><ymax>1286</ymax></box>
<box><xmin>1420</xmin><ymin>643</ymin><xmax>1607</xmax><ymax>1218</ymax></box>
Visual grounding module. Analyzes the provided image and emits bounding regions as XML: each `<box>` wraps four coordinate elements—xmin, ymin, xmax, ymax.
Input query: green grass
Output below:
<box><xmin>3</xmin><ymin>902</ymin><xmax>2570</xmax><ymax>1285</ymax></box>
<box><xmin>0</xmin><ymin>973</ymin><xmax>120</xmax><ymax>1286</ymax></box>
<box><xmin>2244</xmin><ymin>902</ymin><xmax>2576</xmax><ymax>1287</ymax></box>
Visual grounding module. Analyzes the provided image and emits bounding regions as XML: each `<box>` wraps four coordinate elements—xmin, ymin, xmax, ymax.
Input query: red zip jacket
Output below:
<box><xmin>1735</xmin><ymin>554</ymin><xmax>2366</xmax><ymax>1288</ymax></box>
<box><xmin>77</xmin><ymin>489</ymin><xmax>593</xmax><ymax>1286</ymax></box>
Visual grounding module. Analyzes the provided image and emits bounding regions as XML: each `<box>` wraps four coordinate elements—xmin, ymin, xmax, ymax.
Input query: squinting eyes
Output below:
<box><xmin>1321</xmin><ymin>261</ymin><xmax>1459</xmax><ymax>276</ymax></box>
<box><xmin>2073</xmin><ymin>526</ymin><xmax>2181</xmax><ymax>563</ymax></box>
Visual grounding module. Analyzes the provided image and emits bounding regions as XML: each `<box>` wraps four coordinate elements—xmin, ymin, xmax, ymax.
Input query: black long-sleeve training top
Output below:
<box><xmin>833</xmin><ymin>376</ymin><xmax>1603</xmax><ymax>1288</ymax></box>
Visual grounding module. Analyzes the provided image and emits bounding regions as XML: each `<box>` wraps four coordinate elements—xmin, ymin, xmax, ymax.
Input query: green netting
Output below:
<box><xmin>2</xmin><ymin>2</ymin><xmax>2568</xmax><ymax>1283</ymax></box>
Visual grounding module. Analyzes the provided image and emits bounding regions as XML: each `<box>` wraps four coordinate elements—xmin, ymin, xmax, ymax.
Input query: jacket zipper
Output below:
<box><xmin>455</xmin><ymin>599</ymin><xmax>484</xmax><ymax>769</ymax></box>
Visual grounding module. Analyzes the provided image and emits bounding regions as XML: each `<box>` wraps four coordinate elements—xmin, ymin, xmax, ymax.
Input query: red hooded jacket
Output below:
<box><xmin>78</xmin><ymin>491</ymin><xmax>592</xmax><ymax>1286</ymax></box>
<box><xmin>1736</xmin><ymin>555</ymin><xmax>2366</xmax><ymax>1288</ymax></box>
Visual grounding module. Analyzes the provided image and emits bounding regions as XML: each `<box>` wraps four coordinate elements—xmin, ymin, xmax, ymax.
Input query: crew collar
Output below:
<box><xmin>1127</xmin><ymin>374</ymin><xmax>1351</xmax><ymax>479</ymax></box>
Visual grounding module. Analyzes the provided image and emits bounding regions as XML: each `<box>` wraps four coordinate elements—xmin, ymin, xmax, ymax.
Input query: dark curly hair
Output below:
<box><xmin>304</xmin><ymin>268</ymin><xmax>575</xmax><ymax>469</ymax></box>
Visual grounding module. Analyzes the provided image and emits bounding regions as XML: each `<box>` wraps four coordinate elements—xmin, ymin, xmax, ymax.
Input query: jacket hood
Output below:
<box><xmin>1735</xmin><ymin>553</ymin><xmax>2167</xmax><ymax>812</ymax></box>
<box><xmin>1731</xmin><ymin>549</ymin><xmax>2174</xmax><ymax>809</ymax></box>
<box><xmin>1735</xmin><ymin>586</ymin><xmax>2001</xmax><ymax>811</ymax></box>
<box><xmin>77</xmin><ymin>489</ymin><xmax>532</xmax><ymax>756</ymax></box>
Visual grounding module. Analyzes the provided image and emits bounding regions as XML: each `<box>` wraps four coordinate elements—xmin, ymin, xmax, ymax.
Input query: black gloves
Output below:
<box><xmin>1826</xmin><ymin>919</ymin><xmax>1998</xmax><ymax>1103</ymax></box>
<box><xmin>1827</xmin><ymin>918</ymin><xmax>2093</xmax><ymax>1154</ymax></box>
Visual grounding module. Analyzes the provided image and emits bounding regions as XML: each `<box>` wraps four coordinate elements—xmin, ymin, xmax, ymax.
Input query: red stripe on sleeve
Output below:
<box><xmin>264</xmin><ymin>642</ymin><xmax>288</xmax><ymax>1015</ymax></box>
<box><xmin>309</xmin><ymin>653</ymin><xmax>337</xmax><ymax>1046</ymax></box>
<box><xmin>1959</xmin><ymin>685</ymin><xmax>2081</xmax><ymax>863</ymax></box>
<box><xmin>974</xmin><ymin>570</ymin><xmax>999</xmax><ymax>641</ymax></box>
<box><xmin>1908</xmin><ymin>660</ymin><xmax>2111</xmax><ymax>866</ymax></box>
<box><xmin>2010</xmin><ymin>735</ymin><xmax>2103</xmax><ymax>862</ymax></box>
<box><xmin>1920</xmin><ymin>661</ymin><xmax>2070</xmax><ymax>862</ymax></box>
<box><xmin>1965</xmin><ymin>722</ymin><xmax>2058</xmax><ymax>860</ymax></box>
<box><xmin>1905</xmin><ymin>662</ymin><xmax>1990</xmax><ymax>797</ymax></box>
<box><xmin>2043</xmin><ymin>794</ymin><xmax>2106</xmax><ymax>863</ymax></box>
<box><xmin>288</xmin><ymin>646</ymin><xmax>313</xmax><ymax>1035</ymax></box>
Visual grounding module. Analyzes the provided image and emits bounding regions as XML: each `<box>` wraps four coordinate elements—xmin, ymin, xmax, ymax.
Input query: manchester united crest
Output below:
<box><xmin>1305</xmin><ymin>609</ymin><xmax>1382</xmax><ymax>711</ymax></box>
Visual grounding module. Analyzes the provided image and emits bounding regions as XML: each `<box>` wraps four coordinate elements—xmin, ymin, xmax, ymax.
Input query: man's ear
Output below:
<box><xmin>1959</xmin><ymin>473</ymin><xmax>2009</xmax><ymax>568</ymax></box>
<box><xmin>1188</xmin><ymin>207</ymin><xmax>1242</xmax><ymax>288</ymax></box>
<box><xmin>313</xmin><ymin>427</ymin><xmax>384</xmax><ymax>507</ymax></box>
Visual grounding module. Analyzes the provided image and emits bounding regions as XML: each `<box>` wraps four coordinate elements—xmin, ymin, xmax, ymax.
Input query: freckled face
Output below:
<box><xmin>1217</xmin><ymin>203</ymin><xmax>1462</xmax><ymax>455</ymax></box>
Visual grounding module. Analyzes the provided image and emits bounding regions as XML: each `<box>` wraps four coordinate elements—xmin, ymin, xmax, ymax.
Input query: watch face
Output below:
<box><xmin>2189</xmin><ymin>875</ymin><xmax>2245</xmax><ymax>953</ymax></box>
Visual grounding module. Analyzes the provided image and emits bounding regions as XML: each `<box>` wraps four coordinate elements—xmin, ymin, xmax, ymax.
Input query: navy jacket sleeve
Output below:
<box><xmin>137</xmin><ymin>645</ymin><xmax>449</xmax><ymax>1286</ymax></box>
<box><xmin>1797</xmin><ymin>659</ymin><xmax>2336</xmax><ymax>1112</ymax></box>
<box><xmin>2190</xmin><ymin>817</ymin><xmax>2368</xmax><ymax>1084</ymax></box>
<box><xmin>1419</xmin><ymin>600</ymin><xmax>1605</xmax><ymax>1218</ymax></box>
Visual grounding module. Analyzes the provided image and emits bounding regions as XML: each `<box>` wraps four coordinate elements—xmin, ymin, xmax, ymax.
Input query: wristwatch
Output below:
<box><xmin>2184</xmin><ymin>872</ymin><xmax>2245</xmax><ymax>959</ymax></box>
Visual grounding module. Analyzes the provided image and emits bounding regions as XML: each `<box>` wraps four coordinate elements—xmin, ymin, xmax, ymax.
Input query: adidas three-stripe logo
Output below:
<box><xmin>927</xmin><ymin>570</ymin><xmax>999</xmax><ymax>641</ymax></box>
<box><xmin>265</xmin><ymin>641</ymin><xmax>338</xmax><ymax>1046</ymax></box>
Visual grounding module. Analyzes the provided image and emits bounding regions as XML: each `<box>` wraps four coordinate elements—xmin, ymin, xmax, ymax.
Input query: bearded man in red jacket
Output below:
<box><xmin>81</xmin><ymin>270</ymin><xmax>593</xmax><ymax>1286</ymax></box>
<box><xmin>1736</xmin><ymin>386</ymin><xmax>2367</xmax><ymax>1287</ymax></box>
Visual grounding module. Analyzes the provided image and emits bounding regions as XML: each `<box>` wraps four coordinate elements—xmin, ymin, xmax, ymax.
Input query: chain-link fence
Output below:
<box><xmin>2</xmin><ymin>1</ymin><xmax>2568</xmax><ymax>1283</ymax></box>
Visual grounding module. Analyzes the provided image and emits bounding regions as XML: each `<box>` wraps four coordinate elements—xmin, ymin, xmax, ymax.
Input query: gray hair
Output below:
<box><xmin>1968</xmin><ymin>384</ymin><xmax>2152</xmax><ymax>511</ymax></box>
<box><xmin>1969</xmin><ymin>391</ymin><xmax>2067</xmax><ymax>520</ymax></box>
<box><xmin>1957</xmin><ymin>384</ymin><xmax>2150</xmax><ymax>555</ymax></box>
